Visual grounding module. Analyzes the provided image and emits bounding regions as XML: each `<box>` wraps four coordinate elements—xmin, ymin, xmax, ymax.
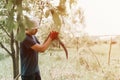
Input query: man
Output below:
<box><xmin>20</xmin><ymin>16</ymin><xmax>58</xmax><ymax>80</ymax></box>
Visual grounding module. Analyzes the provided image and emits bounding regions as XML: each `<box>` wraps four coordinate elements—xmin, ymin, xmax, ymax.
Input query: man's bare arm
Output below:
<box><xmin>31</xmin><ymin>37</ymin><xmax>52</xmax><ymax>52</ymax></box>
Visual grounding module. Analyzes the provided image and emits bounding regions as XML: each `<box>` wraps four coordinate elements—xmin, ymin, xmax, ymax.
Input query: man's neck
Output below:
<box><xmin>25</xmin><ymin>31</ymin><xmax>32</xmax><ymax>36</ymax></box>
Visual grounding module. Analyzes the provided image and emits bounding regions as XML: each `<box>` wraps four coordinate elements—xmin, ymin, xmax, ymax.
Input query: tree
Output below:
<box><xmin>0</xmin><ymin>0</ymin><xmax>23</xmax><ymax>80</ymax></box>
<box><xmin>0</xmin><ymin>0</ymin><xmax>85</xmax><ymax>79</ymax></box>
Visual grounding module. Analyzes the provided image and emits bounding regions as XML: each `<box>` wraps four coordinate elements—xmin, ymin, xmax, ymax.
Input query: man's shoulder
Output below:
<box><xmin>20</xmin><ymin>35</ymin><xmax>31</xmax><ymax>44</ymax></box>
<box><xmin>24</xmin><ymin>35</ymin><xmax>32</xmax><ymax>41</ymax></box>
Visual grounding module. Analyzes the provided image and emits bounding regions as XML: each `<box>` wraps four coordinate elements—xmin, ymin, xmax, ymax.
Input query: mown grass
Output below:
<box><xmin>0</xmin><ymin>44</ymin><xmax>120</xmax><ymax>80</ymax></box>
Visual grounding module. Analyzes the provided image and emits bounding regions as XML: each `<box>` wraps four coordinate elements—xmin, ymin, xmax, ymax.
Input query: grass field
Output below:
<box><xmin>0</xmin><ymin>43</ymin><xmax>120</xmax><ymax>80</ymax></box>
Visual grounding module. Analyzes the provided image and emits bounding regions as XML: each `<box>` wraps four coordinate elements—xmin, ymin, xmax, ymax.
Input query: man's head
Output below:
<box><xmin>25</xmin><ymin>15</ymin><xmax>39</xmax><ymax>35</ymax></box>
<box><xmin>26</xmin><ymin>27</ymin><xmax>38</xmax><ymax>35</ymax></box>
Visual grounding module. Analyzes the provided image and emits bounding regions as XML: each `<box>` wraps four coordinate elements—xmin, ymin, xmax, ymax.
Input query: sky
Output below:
<box><xmin>80</xmin><ymin>0</ymin><xmax>120</xmax><ymax>35</ymax></box>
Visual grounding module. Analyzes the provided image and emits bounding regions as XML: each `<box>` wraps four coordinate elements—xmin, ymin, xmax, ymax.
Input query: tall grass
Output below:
<box><xmin>0</xmin><ymin>56</ymin><xmax>13</xmax><ymax>80</ymax></box>
<box><xmin>0</xmin><ymin>44</ymin><xmax>120</xmax><ymax>80</ymax></box>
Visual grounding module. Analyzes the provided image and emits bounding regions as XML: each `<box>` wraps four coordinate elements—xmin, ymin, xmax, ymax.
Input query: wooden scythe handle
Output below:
<box><xmin>44</xmin><ymin>34</ymin><xmax>68</xmax><ymax>59</ymax></box>
<box><xmin>58</xmin><ymin>38</ymin><xmax>68</xmax><ymax>59</ymax></box>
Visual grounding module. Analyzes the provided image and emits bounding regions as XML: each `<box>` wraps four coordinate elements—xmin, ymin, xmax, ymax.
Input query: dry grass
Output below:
<box><xmin>0</xmin><ymin>43</ymin><xmax>120</xmax><ymax>80</ymax></box>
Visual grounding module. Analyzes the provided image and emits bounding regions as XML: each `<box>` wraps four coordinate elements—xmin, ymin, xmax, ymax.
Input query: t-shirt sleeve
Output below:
<box><xmin>23</xmin><ymin>37</ymin><xmax>36</xmax><ymax>49</ymax></box>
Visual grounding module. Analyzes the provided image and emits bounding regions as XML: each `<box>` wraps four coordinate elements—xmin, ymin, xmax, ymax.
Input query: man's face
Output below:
<box><xmin>27</xmin><ymin>27</ymin><xmax>38</xmax><ymax>35</ymax></box>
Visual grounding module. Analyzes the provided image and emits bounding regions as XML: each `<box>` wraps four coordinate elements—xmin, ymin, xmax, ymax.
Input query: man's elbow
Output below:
<box><xmin>38</xmin><ymin>47</ymin><xmax>46</xmax><ymax>53</ymax></box>
<box><xmin>39</xmin><ymin>49</ymin><xmax>45</xmax><ymax>53</ymax></box>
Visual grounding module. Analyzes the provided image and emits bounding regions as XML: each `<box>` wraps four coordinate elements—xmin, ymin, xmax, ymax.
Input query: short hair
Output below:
<box><xmin>24</xmin><ymin>15</ymin><xmax>40</xmax><ymax>29</ymax></box>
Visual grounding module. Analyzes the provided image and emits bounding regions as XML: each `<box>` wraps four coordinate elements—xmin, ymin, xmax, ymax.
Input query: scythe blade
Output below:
<box><xmin>58</xmin><ymin>38</ymin><xmax>68</xmax><ymax>59</ymax></box>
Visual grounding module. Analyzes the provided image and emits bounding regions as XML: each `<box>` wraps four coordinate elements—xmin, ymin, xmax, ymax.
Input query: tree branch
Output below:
<box><xmin>10</xmin><ymin>31</ymin><xmax>15</xmax><ymax>55</ymax></box>
<box><xmin>0</xmin><ymin>42</ymin><xmax>12</xmax><ymax>56</ymax></box>
<box><xmin>0</xmin><ymin>25</ymin><xmax>11</xmax><ymax>38</ymax></box>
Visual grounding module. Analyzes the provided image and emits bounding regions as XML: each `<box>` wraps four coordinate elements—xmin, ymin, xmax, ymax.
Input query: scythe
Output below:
<box><xmin>58</xmin><ymin>38</ymin><xmax>68</xmax><ymax>59</ymax></box>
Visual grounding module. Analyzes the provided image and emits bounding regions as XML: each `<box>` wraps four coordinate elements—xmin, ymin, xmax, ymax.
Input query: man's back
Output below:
<box><xmin>20</xmin><ymin>34</ymin><xmax>40</xmax><ymax>76</ymax></box>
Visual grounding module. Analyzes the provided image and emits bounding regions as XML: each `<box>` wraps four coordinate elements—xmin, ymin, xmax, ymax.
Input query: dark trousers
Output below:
<box><xmin>21</xmin><ymin>72</ymin><xmax>41</xmax><ymax>80</ymax></box>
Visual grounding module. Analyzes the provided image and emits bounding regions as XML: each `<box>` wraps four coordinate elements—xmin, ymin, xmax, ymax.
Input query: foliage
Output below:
<box><xmin>0</xmin><ymin>0</ymin><xmax>86</xmax><ymax>42</ymax></box>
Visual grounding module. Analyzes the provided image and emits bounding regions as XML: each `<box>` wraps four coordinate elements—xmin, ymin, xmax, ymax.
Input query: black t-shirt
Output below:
<box><xmin>20</xmin><ymin>34</ymin><xmax>40</xmax><ymax>76</ymax></box>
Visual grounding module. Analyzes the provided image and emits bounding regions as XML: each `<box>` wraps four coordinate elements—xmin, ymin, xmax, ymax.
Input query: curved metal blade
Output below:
<box><xmin>58</xmin><ymin>39</ymin><xmax>68</xmax><ymax>59</ymax></box>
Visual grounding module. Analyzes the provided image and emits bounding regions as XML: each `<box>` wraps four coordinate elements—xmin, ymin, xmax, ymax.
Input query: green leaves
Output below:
<box><xmin>6</xmin><ymin>0</ymin><xmax>13</xmax><ymax>11</ymax></box>
<box><xmin>70</xmin><ymin>0</ymin><xmax>76</xmax><ymax>8</ymax></box>
<box><xmin>45</xmin><ymin>10</ymin><xmax>50</xmax><ymax>18</ymax></box>
<box><xmin>57</xmin><ymin>0</ymin><xmax>67</xmax><ymax>16</ymax></box>
<box><xmin>51</xmin><ymin>9</ymin><xmax>61</xmax><ymax>29</ymax></box>
<box><xmin>6</xmin><ymin>9</ymin><xmax>16</xmax><ymax>33</ymax></box>
<box><xmin>57</xmin><ymin>6</ymin><xmax>66</xmax><ymax>15</ymax></box>
<box><xmin>15</xmin><ymin>25</ymin><xmax>25</xmax><ymax>41</ymax></box>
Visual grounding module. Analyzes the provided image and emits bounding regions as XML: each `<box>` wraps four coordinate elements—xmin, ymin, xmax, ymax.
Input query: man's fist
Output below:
<box><xmin>49</xmin><ymin>31</ymin><xmax>59</xmax><ymax>40</ymax></box>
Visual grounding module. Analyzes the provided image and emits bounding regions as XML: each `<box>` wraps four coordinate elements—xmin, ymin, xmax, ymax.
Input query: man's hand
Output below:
<box><xmin>49</xmin><ymin>31</ymin><xmax>59</xmax><ymax>40</ymax></box>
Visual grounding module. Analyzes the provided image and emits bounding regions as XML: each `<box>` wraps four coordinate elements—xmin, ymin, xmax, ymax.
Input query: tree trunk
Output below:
<box><xmin>11</xmin><ymin>32</ymin><xmax>20</xmax><ymax>80</ymax></box>
<box><xmin>12</xmin><ymin>55</ymin><xmax>19</xmax><ymax>80</ymax></box>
